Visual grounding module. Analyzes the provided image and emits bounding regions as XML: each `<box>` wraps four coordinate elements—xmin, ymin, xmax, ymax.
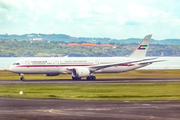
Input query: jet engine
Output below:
<box><xmin>45</xmin><ymin>73</ymin><xmax>60</xmax><ymax>76</ymax></box>
<box><xmin>72</xmin><ymin>67</ymin><xmax>90</xmax><ymax>78</ymax></box>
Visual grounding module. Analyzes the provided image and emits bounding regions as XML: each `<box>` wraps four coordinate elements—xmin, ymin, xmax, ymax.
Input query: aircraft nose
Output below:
<box><xmin>9</xmin><ymin>66</ymin><xmax>14</xmax><ymax>72</ymax></box>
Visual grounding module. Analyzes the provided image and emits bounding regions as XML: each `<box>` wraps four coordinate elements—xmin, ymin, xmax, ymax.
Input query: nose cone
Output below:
<box><xmin>9</xmin><ymin>66</ymin><xmax>14</xmax><ymax>72</ymax></box>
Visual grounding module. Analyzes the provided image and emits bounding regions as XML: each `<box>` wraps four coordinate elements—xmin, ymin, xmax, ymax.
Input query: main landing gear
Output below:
<box><xmin>72</xmin><ymin>76</ymin><xmax>81</xmax><ymax>80</ymax></box>
<box><xmin>19</xmin><ymin>73</ymin><xmax>25</xmax><ymax>81</ymax></box>
<box><xmin>86</xmin><ymin>76</ymin><xmax>96</xmax><ymax>80</ymax></box>
<box><xmin>72</xmin><ymin>76</ymin><xmax>96</xmax><ymax>80</ymax></box>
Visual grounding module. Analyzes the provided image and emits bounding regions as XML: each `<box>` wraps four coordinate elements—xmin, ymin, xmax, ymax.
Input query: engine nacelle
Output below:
<box><xmin>44</xmin><ymin>73</ymin><xmax>60</xmax><ymax>76</ymax></box>
<box><xmin>72</xmin><ymin>67</ymin><xmax>90</xmax><ymax>78</ymax></box>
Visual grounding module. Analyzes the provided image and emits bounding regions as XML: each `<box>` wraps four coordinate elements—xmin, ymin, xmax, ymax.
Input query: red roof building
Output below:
<box><xmin>68</xmin><ymin>43</ymin><xmax>116</xmax><ymax>48</ymax></box>
<box><xmin>68</xmin><ymin>43</ymin><xmax>79</xmax><ymax>46</ymax></box>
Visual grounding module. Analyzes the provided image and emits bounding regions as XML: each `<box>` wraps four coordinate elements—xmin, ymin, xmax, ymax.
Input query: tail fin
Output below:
<box><xmin>129</xmin><ymin>34</ymin><xmax>152</xmax><ymax>59</ymax></box>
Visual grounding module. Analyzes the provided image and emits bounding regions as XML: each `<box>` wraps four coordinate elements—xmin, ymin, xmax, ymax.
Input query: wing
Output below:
<box><xmin>138</xmin><ymin>60</ymin><xmax>166</xmax><ymax>65</ymax></box>
<box><xmin>88</xmin><ymin>57</ymin><xmax>159</xmax><ymax>72</ymax></box>
<box><xmin>66</xmin><ymin>57</ymin><xmax>164</xmax><ymax>74</ymax></box>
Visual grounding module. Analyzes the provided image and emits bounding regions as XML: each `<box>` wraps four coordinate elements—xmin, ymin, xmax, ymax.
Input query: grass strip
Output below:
<box><xmin>0</xmin><ymin>82</ymin><xmax>180</xmax><ymax>101</ymax></box>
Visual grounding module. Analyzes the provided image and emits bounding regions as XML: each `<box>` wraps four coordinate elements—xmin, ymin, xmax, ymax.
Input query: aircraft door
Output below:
<box><xmin>25</xmin><ymin>61</ymin><xmax>30</xmax><ymax>68</ymax></box>
<box><xmin>55</xmin><ymin>61</ymin><xmax>59</xmax><ymax>67</ymax></box>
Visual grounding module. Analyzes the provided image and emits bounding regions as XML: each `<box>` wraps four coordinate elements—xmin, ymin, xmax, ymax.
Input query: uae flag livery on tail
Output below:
<box><xmin>138</xmin><ymin>45</ymin><xmax>148</xmax><ymax>50</ymax></box>
<box><xmin>129</xmin><ymin>34</ymin><xmax>151</xmax><ymax>59</ymax></box>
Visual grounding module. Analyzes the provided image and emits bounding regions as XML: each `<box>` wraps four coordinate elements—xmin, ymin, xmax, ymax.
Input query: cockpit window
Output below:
<box><xmin>13</xmin><ymin>63</ymin><xmax>20</xmax><ymax>65</ymax></box>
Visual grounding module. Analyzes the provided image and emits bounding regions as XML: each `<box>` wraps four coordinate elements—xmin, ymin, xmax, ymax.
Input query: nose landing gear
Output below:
<box><xmin>19</xmin><ymin>73</ymin><xmax>25</xmax><ymax>81</ymax></box>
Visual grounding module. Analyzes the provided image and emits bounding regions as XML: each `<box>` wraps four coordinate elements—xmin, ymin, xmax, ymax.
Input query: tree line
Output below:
<box><xmin>0</xmin><ymin>40</ymin><xmax>179</xmax><ymax>57</ymax></box>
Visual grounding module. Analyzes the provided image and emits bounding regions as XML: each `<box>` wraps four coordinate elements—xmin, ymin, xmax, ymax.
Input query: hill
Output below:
<box><xmin>0</xmin><ymin>33</ymin><xmax>180</xmax><ymax>45</ymax></box>
<box><xmin>0</xmin><ymin>40</ymin><xmax>179</xmax><ymax>57</ymax></box>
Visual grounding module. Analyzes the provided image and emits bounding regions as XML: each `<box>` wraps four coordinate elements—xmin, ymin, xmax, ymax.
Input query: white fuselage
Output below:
<box><xmin>9</xmin><ymin>35</ymin><xmax>156</xmax><ymax>80</ymax></box>
<box><xmin>9</xmin><ymin>57</ymin><xmax>147</xmax><ymax>74</ymax></box>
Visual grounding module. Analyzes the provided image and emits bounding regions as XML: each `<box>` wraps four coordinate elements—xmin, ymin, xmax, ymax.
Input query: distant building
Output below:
<box><xmin>67</xmin><ymin>43</ymin><xmax>116</xmax><ymax>48</ymax></box>
<box><xmin>101</xmin><ymin>44</ymin><xmax>117</xmax><ymax>48</ymax></box>
<box><xmin>81</xmin><ymin>43</ymin><xmax>99</xmax><ymax>46</ymax></box>
<box><xmin>68</xmin><ymin>43</ymin><xmax>79</xmax><ymax>46</ymax></box>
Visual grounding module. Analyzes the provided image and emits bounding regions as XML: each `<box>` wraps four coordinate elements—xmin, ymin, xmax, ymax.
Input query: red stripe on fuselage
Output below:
<box><xmin>17</xmin><ymin>64</ymin><xmax>135</xmax><ymax>68</ymax></box>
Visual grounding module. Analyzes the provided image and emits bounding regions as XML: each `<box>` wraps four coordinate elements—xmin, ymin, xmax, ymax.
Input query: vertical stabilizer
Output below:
<box><xmin>129</xmin><ymin>34</ymin><xmax>152</xmax><ymax>59</ymax></box>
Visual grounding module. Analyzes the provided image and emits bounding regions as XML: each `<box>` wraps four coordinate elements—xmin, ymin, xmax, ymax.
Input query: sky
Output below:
<box><xmin>0</xmin><ymin>0</ymin><xmax>180</xmax><ymax>39</ymax></box>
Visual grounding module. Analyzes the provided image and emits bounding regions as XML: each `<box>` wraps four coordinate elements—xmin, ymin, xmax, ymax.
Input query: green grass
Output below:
<box><xmin>0</xmin><ymin>69</ymin><xmax>180</xmax><ymax>80</ymax></box>
<box><xmin>0</xmin><ymin>83</ymin><xmax>180</xmax><ymax>101</ymax></box>
<box><xmin>0</xmin><ymin>70</ymin><xmax>180</xmax><ymax>101</ymax></box>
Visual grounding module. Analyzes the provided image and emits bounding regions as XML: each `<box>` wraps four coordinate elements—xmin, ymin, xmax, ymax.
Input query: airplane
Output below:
<box><xmin>9</xmin><ymin>34</ymin><xmax>163</xmax><ymax>81</ymax></box>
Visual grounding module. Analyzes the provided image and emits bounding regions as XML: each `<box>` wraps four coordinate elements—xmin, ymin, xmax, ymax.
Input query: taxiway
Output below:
<box><xmin>0</xmin><ymin>78</ymin><xmax>180</xmax><ymax>84</ymax></box>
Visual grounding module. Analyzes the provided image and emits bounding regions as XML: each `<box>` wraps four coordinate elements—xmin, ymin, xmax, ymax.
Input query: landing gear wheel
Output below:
<box><xmin>20</xmin><ymin>77</ymin><xmax>25</xmax><ymax>81</ymax></box>
<box><xmin>86</xmin><ymin>76</ymin><xmax>96</xmax><ymax>80</ymax></box>
<box><xmin>78</xmin><ymin>77</ymin><xmax>81</xmax><ymax>80</ymax></box>
<box><xmin>19</xmin><ymin>73</ymin><xmax>25</xmax><ymax>81</ymax></box>
<box><xmin>72</xmin><ymin>77</ymin><xmax>81</xmax><ymax>80</ymax></box>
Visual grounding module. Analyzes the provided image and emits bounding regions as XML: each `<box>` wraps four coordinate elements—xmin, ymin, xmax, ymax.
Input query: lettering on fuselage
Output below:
<box><xmin>31</xmin><ymin>61</ymin><xmax>47</xmax><ymax>65</ymax></box>
<box><xmin>64</xmin><ymin>60</ymin><xmax>87</xmax><ymax>63</ymax></box>
<box><xmin>30</xmin><ymin>60</ymin><xmax>91</xmax><ymax>65</ymax></box>
<box><xmin>61</xmin><ymin>60</ymin><xmax>91</xmax><ymax>64</ymax></box>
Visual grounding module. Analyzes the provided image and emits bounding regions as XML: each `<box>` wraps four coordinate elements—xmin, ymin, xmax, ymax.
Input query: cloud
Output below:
<box><xmin>0</xmin><ymin>0</ymin><xmax>180</xmax><ymax>39</ymax></box>
<box><xmin>128</xmin><ymin>3</ymin><xmax>148</xmax><ymax>19</ymax></box>
<box><xmin>127</xmin><ymin>2</ymin><xmax>172</xmax><ymax>25</ymax></box>
<box><xmin>95</xmin><ymin>4</ymin><xmax>113</xmax><ymax>14</ymax></box>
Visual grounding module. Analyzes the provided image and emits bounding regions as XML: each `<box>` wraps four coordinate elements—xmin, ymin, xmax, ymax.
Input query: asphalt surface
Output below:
<box><xmin>1</xmin><ymin>78</ymin><xmax>180</xmax><ymax>84</ymax></box>
<box><xmin>0</xmin><ymin>98</ymin><xmax>180</xmax><ymax>120</ymax></box>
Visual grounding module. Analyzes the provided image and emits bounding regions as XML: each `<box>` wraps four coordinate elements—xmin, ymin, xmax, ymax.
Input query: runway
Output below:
<box><xmin>0</xmin><ymin>97</ymin><xmax>180</xmax><ymax>120</ymax></box>
<box><xmin>0</xmin><ymin>78</ymin><xmax>180</xmax><ymax>84</ymax></box>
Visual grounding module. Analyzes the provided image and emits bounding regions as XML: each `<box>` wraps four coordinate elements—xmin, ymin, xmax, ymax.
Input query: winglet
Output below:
<box><xmin>129</xmin><ymin>34</ymin><xmax>152</xmax><ymax>59</ymax></box>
